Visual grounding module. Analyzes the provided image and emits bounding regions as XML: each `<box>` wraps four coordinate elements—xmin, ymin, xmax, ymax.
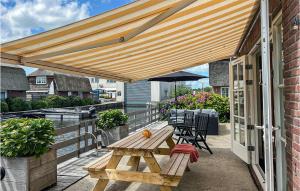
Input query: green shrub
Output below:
<box><xmin>44</xmin><ymin>95</ymin><xmax>68</xmax><ymax>108</ymax></box>
<box><xmin>97</xmin><ymin>109</ymin><xmax>128</xmax><ymax>129</ymax></box>
<box><xmin>0</xmin><ymin>101</ymin><xmax>9</xmax><ymax>112</ymax></box>
<box><xmin>31</xmin><ymin>100</ymin><xmax>49</xmax><ymax>110</ymax></box>
<box><xmin>67</xmin><ymin>96</ymin><xmax>84</xmax><ymax>107</ymax></box>
<box><xmin>0</xmin><ymin>118</ymin><xmax>55</xmax><ymax>157</ymax></box>
<box><xmin>6</xmin><ymin>97</ymin><xmax>31</xmax><ymax>112</ymax></box>
<box><xmin>82</xmin><ymin>97</ymin><xmax>94</xmax><ymax>105</ymax></box>
<box><xmin>171</xmin><ymin>85</ymin><xmax>192</xmax><ymax>97</ymax></box>
<box><xmin>204</xmin><ymin>94</ymin><xmax>230</xmax><ymax>123</ymax></box>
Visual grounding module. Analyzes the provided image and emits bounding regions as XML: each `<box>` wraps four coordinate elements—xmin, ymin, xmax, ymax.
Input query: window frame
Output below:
<box><xmin>0</xmin><ymin>91</ymin><xmax>7</xmax><ymax>100</ymax></box>
<box><xmin>36</xmin><ymin>76</ymin><xmax>47</xmax><ymax>84</ymax></box>
<box><xmin>221</xmin><ymin>87</ymin><xmax>229</xmax><ymax>97</ymax></box>
<box><xmin>107</xmin><ymin>79</ymin><xmax>116</xmax><ymax>83</ymax></box>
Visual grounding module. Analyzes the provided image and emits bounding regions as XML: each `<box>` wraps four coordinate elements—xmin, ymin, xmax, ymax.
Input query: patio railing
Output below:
<box><xmin>127</xmin><ymin>106</ymin><xmax>160</xmax><ymax>132</ymax></box>
<box><xmin>52</xmin><ymin>106</ymin><xmax>160</xmax><ymax>164</ymax></box>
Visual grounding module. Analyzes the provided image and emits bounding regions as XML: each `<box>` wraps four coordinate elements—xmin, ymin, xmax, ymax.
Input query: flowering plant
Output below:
<box><xmin>159</xmin><ymin>92</ymin><xmax>230</xmax><ymax>122</ymax></box>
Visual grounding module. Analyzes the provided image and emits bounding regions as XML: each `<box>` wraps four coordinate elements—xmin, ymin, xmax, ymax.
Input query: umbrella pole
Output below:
<box><xmin>175</xmin><ymin>81</ymin><xmax>177</xmax><ymax>124</ymax></box>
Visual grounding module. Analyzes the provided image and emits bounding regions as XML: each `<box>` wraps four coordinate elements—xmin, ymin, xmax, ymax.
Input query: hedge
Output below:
<box><xmin>0</xmin><ymin>101</ymin><xmax>9</xmax><ymax>112</ymax></box>
<box><xmin>1</xmin><ymin>95</ymin><xmax>98</xmax><ymax>113</ymax></box>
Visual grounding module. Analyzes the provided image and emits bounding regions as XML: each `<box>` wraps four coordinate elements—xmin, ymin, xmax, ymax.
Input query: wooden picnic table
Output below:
<box><xmin>84</xmin><ymin>125</ymin><xmax>190</xmax><ymax>191</ymax></box>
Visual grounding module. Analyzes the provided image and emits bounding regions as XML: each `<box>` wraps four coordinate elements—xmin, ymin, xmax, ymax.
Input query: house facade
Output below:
<box><xmin>229</xmin><ymin>1</ymin><xmax>300</xmax><ymax>190</ymax></box>
<box><xmin>27</xmin><ymin>69</ymin><xmax>92</xmax><ymax>100</ymax></box>
<box><xmin>88</xmin><ymin>77</ymin><xmax>117</xmax><ymax>99</ymax></box>
<box><xmin>0</xmin><ymin>65</ymin><xmax>29</xmax><ymax>100</ymax></box>
<box><xmin>209</xmin><ymin>60</ymin><xmax>230</xmax><ymax>97</ymax></box>
<box><xmin>27</xmin><ymin>69</ymin><xmax>54</xmax><ymax>100</ymax></box>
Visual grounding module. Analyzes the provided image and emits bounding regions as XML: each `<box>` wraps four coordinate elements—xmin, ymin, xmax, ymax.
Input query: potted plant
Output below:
<box><xmin>97</xmin><ymin>109</ymin><xmax>129</xmax><ymax>145</ymax></box>
<box><xmin>0</xmin><ymin>118</ymin><xmax>57</xmax><ymax>191</ymax></box>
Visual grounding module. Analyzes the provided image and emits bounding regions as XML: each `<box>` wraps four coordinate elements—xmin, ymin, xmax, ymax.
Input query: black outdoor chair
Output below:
<box><xmin>174</xmin><ymin>110</ymin><xmax>194</xmax><ymax>144</ymax></box>
<box><xmin>179</xmin><ymin>113</ymin><xmax>213</xmax><ymax>154</ymax></box>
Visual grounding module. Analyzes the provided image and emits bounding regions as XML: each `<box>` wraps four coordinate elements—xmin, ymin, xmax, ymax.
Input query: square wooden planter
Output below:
<box><xmin>0</xmin><ymin>149</ymin><xmax>57</xmax><ymax>191</ymax></box>
<box><xmin>101</xmin><ymin>124</ymin><xmax>129</xmax><ymax>146</ymax></box>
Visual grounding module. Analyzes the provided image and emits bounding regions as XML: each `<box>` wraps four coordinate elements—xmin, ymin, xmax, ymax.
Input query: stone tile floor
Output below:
<box><xmin>46</xmin><ymin>121</ymin><xmax>167</xmax><ymax>191</ymax></box>
<box><xmin>48</xmin><ymin>122</ymin><xmax>258</xmax><ymax>191</ymax></box>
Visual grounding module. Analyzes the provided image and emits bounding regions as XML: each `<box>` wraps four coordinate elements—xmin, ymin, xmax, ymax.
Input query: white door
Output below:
<box><xmin>272</xmin><ymin>14</ymin><xmax>287</xmax><ymax>191</ymax></box>
<box><xmin>230</xmin><ymin>56</ymin><xmax>252</xmax><ymax>164</ymax></box>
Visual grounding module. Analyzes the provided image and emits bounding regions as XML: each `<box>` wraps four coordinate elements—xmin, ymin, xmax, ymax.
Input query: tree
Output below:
<box><xmin>171</xmin><ymin>85</ymin><xmax>192</xmax><ymax>97</ymax></box>
<box><xmin>203</xmin><ymin>86</ymin><xmax>213</xmax><ymax>92</ymax></box>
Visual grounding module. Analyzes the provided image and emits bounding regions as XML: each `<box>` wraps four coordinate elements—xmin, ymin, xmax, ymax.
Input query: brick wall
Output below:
<box><xmin>213</xmin><ymin>86</ymin><xmax>221</xmax><ymax>94</ymax></box>
<box><xmin>282</xmin><ymin>0</ymin><xmax>300</xmax><ymax>190</ymax></box>
<box><xmin>7</xmin><ymin>90</ymin><xmax>26</xmax><ymax>99</ymax></box>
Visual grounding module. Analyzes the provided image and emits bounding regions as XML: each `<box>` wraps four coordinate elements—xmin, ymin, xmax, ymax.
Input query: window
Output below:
<box><xmin>36</xmin><ymin>76</ymin><xmax>47</xmax><ymax>84</ymax></box>
<box><xmin>0</xmin><ymin>91</ymin><xmax>6</xmax><ymax>100</ymax></box>
<box><xmin>107</xmin><ymin>79</ymin><xmax>116</xmax><ymax>83</ymax></box>
<box><xmin>221</xmin><ymin>87</ymin><xmax>229</xmax><ymax>97</ymax></box>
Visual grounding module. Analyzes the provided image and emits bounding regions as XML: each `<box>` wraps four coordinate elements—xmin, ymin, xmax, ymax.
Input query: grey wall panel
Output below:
<box><xmin>124</xmin><ymin>80</ymin><xmax>151</xmax><ymax>105</ymax></box>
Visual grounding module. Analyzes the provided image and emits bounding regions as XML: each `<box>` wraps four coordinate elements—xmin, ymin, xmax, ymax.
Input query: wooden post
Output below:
<box><xmin>77</xmin><ymin>123</ymin><xmax>81</xmax><ymax>157</ymax></box>
<box><xmin>149</xmin><ymin>106</ymin><xmax>152</xmax><ymax>123</ymax></box>
<box><xmin>92</xmin><ymin>119</ymin><xmax>96</xmax><ymax>148</ymax></box>
<box><xmin>134</xmin><ymin>114</ymin><xmax>136</xmax><ymax>131</ymax></box>
<box><xmin>85</xmin><ymin>121</ymin><xmax>89</xmax><ymax>152</ymax></box>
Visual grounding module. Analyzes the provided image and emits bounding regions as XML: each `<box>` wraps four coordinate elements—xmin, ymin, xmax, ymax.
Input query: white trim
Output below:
<box><xmin>0</xmin><ymin>90</ymin><xmax>7</xmax><ymax>100</ymax></box>
<box><xmin>230</xmin><ymin>56</ymin><xmax>250</xmax><ymax>164</ymax></box>
<box><xmin>36</xmin><ymin>76</ymin><xmax>47</xmax><ymax>84</ymax></box>
<box><xmin>221</xmin><ymin>87</ymin><xmax>229</xmax><ymax>97</ymax></box>
<box><xmin>260</xmin><ymin>1</ymin><xmax>274</xmax><ymax>190</ymax></box>
<box><xmin>252</xmin><ymin>164</ymin><xmax>266</xmax><ymax>190</ymax></box>
<box><xmin>26</xmin><ymin>90</ymin><xmax>49</xmax><ymax>93</ymax></box>
<box><xmin>272</xmin><ymin>11</ymin><xmax>286</xmax><ymax>191</ymax></box>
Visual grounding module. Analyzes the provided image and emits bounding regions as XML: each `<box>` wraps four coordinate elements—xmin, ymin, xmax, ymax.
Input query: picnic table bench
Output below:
<box><xmin>84</xmin><ymin>126</ymin><xmax>190</xmax><ymax>191</ymax></box>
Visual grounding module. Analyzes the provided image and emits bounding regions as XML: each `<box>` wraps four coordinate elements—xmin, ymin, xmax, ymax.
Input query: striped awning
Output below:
<box><xmin>0</xmin><ymin>0</ymin><xmax>258</xmax><ymax>82</ymax></box>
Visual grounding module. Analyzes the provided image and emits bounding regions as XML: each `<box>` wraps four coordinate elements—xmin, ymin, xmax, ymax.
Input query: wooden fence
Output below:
<box><xmin>127</xmin><ymin>107</ymin><xmax>160</xmax><ymax>132</ymax></box>
<box><xmin>52</xmin><ymin>107</ymin><xmax>160</xmax><ymax>164</ymax></box>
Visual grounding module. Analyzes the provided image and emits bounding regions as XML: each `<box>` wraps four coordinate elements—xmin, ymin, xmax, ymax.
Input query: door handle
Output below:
<box><xmin>255</xmin><ymin>125</ymin><xmax>264</xmax><ymax>129</ymax></box>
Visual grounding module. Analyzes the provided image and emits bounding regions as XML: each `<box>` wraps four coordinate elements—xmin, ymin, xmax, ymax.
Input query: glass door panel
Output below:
<box><xmin>273</xmin><ymin>16</ymin><xmax>286</xmax><ymax>191</ymax></box>
<box><xmin>230</xmin><ymin>56</ymin><xmax>250</xmax><ymax>164</ymax></box>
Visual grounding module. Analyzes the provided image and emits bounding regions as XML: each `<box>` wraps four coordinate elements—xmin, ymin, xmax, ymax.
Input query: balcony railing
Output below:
<box><xmin>52</xmin><ymin>107</ymin><xmax>160</xmax><ymax>164</ymax></box>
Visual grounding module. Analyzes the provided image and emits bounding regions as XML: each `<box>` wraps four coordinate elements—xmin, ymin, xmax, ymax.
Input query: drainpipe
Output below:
<box><xmin>260</xmin><ymin>0</ymin><xmax>274</xmax><ymax>190</ymax></box>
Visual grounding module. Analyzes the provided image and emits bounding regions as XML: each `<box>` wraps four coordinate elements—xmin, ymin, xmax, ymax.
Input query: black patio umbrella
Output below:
<box><xmin>148</xmin><ymin>71</ymin><xmax>207</xmax><ymax>123</ymax></box>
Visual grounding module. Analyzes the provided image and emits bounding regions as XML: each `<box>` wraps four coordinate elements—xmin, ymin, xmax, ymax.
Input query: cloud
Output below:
<box><xmin>0</xmin><ymin>0</ymin><xmax>90</xmax><ymax>43</ymax></box>
<box><xmin>185</xmin><ymin>64</ymin><xmax>209</xmax><ymax>75</ymax></box>
<box><xmin>100</xmin><ymin>0</ymin><xmax>112</xmax><ymax>3</ymax></box>
<box><xmin>184</xmin><ymin>63</ymin><xmax>210</xmax><ymax>88</ymax></box>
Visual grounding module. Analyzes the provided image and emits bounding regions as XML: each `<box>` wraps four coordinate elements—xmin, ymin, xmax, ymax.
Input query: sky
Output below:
<box><xmin>0</xmin><ymin>0</ymin><xmax>209</xmax><ymax>88</ymax></box>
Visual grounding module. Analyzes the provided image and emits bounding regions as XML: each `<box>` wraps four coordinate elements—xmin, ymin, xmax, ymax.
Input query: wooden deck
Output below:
<box><xmin>46</xmin><ymin>121</ymin><xmax>168</xmax><ymax>191</ymax></box>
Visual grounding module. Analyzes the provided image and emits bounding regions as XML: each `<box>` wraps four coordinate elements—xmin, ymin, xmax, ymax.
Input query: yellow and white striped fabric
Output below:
<box><xmin>0</xmin><ymin>0</ymin><xmax>258</xmax><ymax>82</ymax></box>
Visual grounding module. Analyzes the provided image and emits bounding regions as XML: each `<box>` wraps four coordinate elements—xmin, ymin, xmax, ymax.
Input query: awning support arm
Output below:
<box><xmin>260</xmin><ymin>0</ymin><xmax>274</xmax><ymax>190</ymax></box>
<box><xmin>21</xmin><ymin>0</ymin><xmax>197</xmax><ymax>63</ymax></box>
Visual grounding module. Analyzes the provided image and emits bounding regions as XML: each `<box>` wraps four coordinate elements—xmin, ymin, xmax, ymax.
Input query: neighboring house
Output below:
<box><xmin>27</xmin><ymin>69</ymin><xmax>54</xmax><ymax>100</ymax></box>
<box><xmin>209</xmin><ymin>60</ymin><xmax>230</xmax><ymax>97</ymax></box>
<box><xmin>116</xmin><ymin>80</ymin><xmax>174</xmax><ymax>106</ymax></box>
<box><xmin>88</xmin><ymin>77</ymin><xmax>117</xmax><ymax>98</ymax></box>
<box><xmin>27</xmin><ymin>69</ymin><xmax>92</xmax><ymax>100</ymax></box>
<box><xmin>0</xmin><ymin>65</ymin><xmax>29</xmax><ymax>100</ymax></box>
